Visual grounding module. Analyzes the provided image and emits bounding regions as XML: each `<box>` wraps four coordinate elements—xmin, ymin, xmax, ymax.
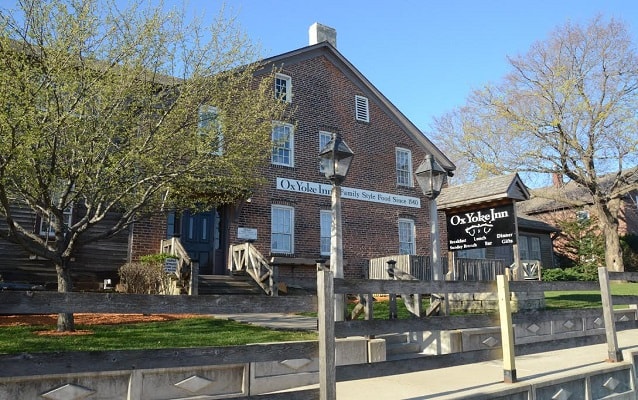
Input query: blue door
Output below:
<box><xmin>180</xmin><ymin>209</ymin><xmax>225</xmax><ymax>275</ymax></box>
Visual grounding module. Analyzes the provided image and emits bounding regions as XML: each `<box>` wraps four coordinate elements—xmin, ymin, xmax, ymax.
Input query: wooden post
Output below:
<box><xmin>598</xmin><ymin>266</ymin><xmax>623</xmax><ymax>362</ymax></box>
<box><xmin>317</xmin><ymin>265</ymin><xmax>336</xmax><ymax>400</ymax></box>
<box><xmin>189</xmin><ymin>261</ymin><xmax>198</xmax><ymax>296</ymax></box>
<box><xmin>389</xmin><ymin>293</ymin><xmax>398</xmax><ymax>319</ymax></box>
<box><xmin>497</xmin><ymin>271</ymin><xmax>516</xmax><ymax>383</ymax></box>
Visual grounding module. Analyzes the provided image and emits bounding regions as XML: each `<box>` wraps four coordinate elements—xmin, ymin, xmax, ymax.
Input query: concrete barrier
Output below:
<box><xmin>0</xmin><ymin>337</ymin><xmax>385</xmax><ymax>399</ymax></box>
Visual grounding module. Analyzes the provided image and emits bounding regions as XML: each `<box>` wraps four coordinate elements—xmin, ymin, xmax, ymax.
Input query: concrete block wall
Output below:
<box><xmin>447</xmin><ymin>290</ymin><xmax>546</xmax><ymax>313</ymax></box>
<box><xmin>0</xmin><ymin>337</ymin><xmax>385</xmax><ymax>399</ymax></box>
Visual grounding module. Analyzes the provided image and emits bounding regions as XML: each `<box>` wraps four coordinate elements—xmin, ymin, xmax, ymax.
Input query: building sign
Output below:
<box><xmin>164</xmin><ymin>258</ymin><xmax>178</xmax><ymax>274</ymax></box>
<box><xmin>276</xmin><ymin>177</ymin><xmax>421</xmax><ymax>208</ymax></box>
<box><xmin>447</xmin><ymin>204</ymin><xmax>516</xmax><ymax>251</ymax></box>
<box><xmin>238</xmin><ymin>227</ymin><xmax>257</xmax><ymax>241</ymax></box>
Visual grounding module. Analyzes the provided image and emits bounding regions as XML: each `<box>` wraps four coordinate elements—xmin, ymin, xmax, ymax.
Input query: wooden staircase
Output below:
<box><xmin>197</xmin><ymin>272</ymin><xmax>265</xmax><ymax>295</ymax></box>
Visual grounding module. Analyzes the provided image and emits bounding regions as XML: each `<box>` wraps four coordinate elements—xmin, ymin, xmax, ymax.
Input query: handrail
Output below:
<box><xmin>160</xmin><ymin>237</ymin><xmax>197</xmax><ymax>295</ymax></box>
<box><xmin>228</xmin><ymin>243</ymin><xmax>277</xmax><ymax>296</ymax></box>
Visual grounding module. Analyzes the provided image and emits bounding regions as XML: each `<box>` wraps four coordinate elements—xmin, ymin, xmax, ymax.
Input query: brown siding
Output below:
<box><xmin>0</xmin><ymin>204</ymin><xmax>129</xmax><ymax>286</ymax></box>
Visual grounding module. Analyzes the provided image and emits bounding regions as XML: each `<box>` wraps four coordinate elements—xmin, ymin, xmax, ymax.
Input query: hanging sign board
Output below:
<box><xmin>164</xmin><ymin>258</ymin><xmax>179</xmax><ymax>274</ymax></box>
<box><xmin>446</xmin><ymin>204</ymin><xmax>516</xmax><ymax>250</ymax></box>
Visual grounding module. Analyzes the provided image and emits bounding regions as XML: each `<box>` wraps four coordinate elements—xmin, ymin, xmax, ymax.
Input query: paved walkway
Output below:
<box><xmin>336</xmin><ymin>328</ymin><xmax>638</xmax><ymax>399</ymax></box>
<box><xmin>213</xmin><ymin>313</ymin><xmax>318</xmax><ymax>331</ymax></box>
<box><xmin>219</xmin><ymin>313</ymin><xmax>638</xmax><ymax>399</ymax></box>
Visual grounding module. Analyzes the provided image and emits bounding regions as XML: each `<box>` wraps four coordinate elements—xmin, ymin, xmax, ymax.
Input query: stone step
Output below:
<box><xmin>198</xmin><ymin>274</ymin><xmax>265</xmax><ymax>295</ymax></box>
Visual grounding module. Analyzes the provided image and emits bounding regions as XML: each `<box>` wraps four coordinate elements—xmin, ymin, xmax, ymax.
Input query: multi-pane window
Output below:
<box><xmin>355</xmin><ymin>95</ymin><xmax>369</xmax><ymax>122</ymax></box>
<box><xmin>271</xmin><ymin>205</ymin><xmax>294</xmax><ymax>254</ymax></box>
<box><xmin>396</xmin><ymin>148</ymin><xmax>413</xmax><ymax>187</ymax></box>
<box><xmin>398</xmin><ymin>218</ymin><xmax>416</xmax><ymax>255</ymax></box>
<box><xmin>271</xmin><ymin>122</ymin><xmax>294</xmax><ymax>166</ymax></box>
<box><xmin>275</xmin><ymin>73</ymin><xmax>292</xmax><ymax>102</ymax></box>
<box><xmin>519</xmin><ymin>235</ymin><xmax>541</xmax><ymax>260</ymax></box>
<box><xmin>320</xmin><ymin>210</ymin><xmax>331</xmax><ymax>256</ymax></box>
<box><xmin>39</xmin><ymin>207</ymin><xmax>73</xmax><ymax>237</ymax></box>
<box><xmin>318</xmin><ymin>131</ymin><xmax>332</xmax><ymax>173</ymax></box>
<box><xmin>198</xmin><ymin>105</ymin><xmax>223</xmax><ymax>155</ymax></box>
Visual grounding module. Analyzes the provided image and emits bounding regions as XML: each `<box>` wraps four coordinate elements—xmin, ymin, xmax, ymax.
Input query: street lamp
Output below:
<box><xmin>319</xmin><ymin>133</ymin><xmax>354</xmax><ymax>321</ymax></box>
<box><xmin>415</xmin><ymin>154</ymin><xmax>447</xmax><ymax>281</ymax></box>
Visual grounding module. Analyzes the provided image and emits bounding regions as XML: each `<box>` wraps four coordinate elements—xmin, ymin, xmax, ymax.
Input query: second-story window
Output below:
<box><xmin>272</xmin><ymin>122</ymin><xmax>294</xmax><ymax>167</ymax></box>
<box><xmin>396</xmin><ymin>147</ymin><xmax>413</xmax><ymax>187</ymax></box>
<box><xmin>275</xmin><ymin>73</ymin><xmax>292</xmax><ymax>103</ymax></box>
<box><xmin>318</xmin><ymin>131</ymin><xmax>332</xmax><ymax>173</ymax></box>
<box><xmin>198</xmin><ymin>105</ymin><xmax>223</xmax><ymax>155</ymax></box>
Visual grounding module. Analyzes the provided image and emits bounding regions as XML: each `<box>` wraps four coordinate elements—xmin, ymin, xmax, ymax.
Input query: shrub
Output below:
<box><xmin>542</xmin><ymin>265</ymin><xmax>598</xmax><ymax>282</ymax></box>
<box><xmin>118</xmin><ymin>254</ymin><xmax>177</xmax><ymax>294</ymax></box>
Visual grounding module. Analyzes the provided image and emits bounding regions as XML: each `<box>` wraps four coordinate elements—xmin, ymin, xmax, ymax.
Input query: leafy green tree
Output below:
<box><xmin>432</xmin><ymin>16</ymin><xmax>638</xmax><ymax>272</ymax></box>
<box><xmin>0</xmin><ymin>0</ymin><xmax>286</xmax><ymax>331</ymax></box>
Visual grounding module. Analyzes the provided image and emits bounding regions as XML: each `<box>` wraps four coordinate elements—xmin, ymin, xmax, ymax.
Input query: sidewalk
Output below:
<box><xmin>213</xmin><ymin>313</ymin><xmax>318</xmax><ymax>331</ymax></box>
<box><xmin>335</xmin><ymin>328</ymin><xmax>638</xmax><ymax>399</ymax></box>
<box><xmin>217</xmin><ymin>313</ymin><xmax>638</xmax><ymax>399</ymax></box>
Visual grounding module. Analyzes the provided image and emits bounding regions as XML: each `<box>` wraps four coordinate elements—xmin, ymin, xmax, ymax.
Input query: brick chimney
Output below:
<box><xmin>552</xmin><ymin>172</ymin><xmax>564</xmax><ymax>188</ymax></box>
<box><xmin>309</xmin><ymin>23</ymin><xmax>336</xmax><ymax>47</ymax></box>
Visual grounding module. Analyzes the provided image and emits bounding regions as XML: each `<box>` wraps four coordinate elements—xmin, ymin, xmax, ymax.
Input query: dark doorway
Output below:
<box><xmin>179</xmin><ymin>209</ymin><xmax>227</xmax><ymax>275</ymax></box>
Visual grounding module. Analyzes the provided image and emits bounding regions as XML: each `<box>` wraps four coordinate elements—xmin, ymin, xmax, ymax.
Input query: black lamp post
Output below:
<box><xmin>415</xmin><ymin>154</ymin><xmax>447</xmax><ymax>280</ymax></box>
<box><xmin>318</xmin><ymin>133</ymin><xmax>354</xmax><ymax>321</ymax></box>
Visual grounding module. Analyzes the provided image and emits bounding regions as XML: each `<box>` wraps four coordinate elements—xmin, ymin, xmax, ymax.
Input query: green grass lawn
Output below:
<box><xmin>0</xmin><ymin>317</ymin><xmax>317</xmax><ymax>354</ymax></box>
<box><xmin>1</xmin><ymin>282</ymin><xmax>634</xmax><ymax>354</ymax></box>
<box><xmin>544</xmin><ymin>282</ymin><xmax>637</xmax><ymax>309</ymax></box>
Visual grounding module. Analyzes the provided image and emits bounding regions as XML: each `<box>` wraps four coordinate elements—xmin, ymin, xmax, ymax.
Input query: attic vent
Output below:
<box><xmin>355</xmin><ymin>95</ymin><xmax>369</xmax><ymax>122</ymax></box>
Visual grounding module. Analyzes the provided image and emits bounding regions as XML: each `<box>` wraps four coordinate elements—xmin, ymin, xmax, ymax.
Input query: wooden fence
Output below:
<box><xmin>1</xmin><ymin>269</ymin><xmax>637</xmax><ymax>399</ymax></box>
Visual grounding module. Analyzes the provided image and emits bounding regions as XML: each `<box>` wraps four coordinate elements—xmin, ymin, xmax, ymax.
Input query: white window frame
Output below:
<box><xmin>275</xmin><ymin>73</ymin><xmax>292</xmax><ymax>103</ymax></box>
<box><xmin>198</xmin><ymin>105</ymin><xmax>223</xmax><ymax>155</ymax></box>
<box><xmin>398</xmin><ymin>218</ymin><xmax>416</xmax><ymax>255</ymax></box>
<box><xmin>355</xmin><ymin>95</ymin><xmax>369</xmax><ymax>122</ymax></box>
<box><xmin>318</xmin><ymin>131</ymin><xmax>332</xmax><ymax>173</ymax></box>
<box><xmin>271</xmin><ymin>205</ymin><xmax>294</xmax><ymax>254</ymax></box>
<box><xmin>320</xmin><ymin>210</ymin><xmax>331</xmax><ymax>256</ymax></box>
<box><xmin>39</xmin><ymin>206</ymin><xmax>73</xmax><ymax>237</ymax></box>
<box><xmin>271</xmin><ymin>122</ymin><xmax>294</xmax><ymax>167</ymax></box>
<box><xmin>396</xmin><ymin>147</ymin><xmax>413</xmax><ymax>187</ymax></box>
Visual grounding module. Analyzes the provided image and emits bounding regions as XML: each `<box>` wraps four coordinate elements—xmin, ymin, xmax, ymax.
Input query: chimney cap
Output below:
<box><xmin>309</xmin><ymin>22</ymin><xmax>337</xmax><ymax>48</ymax></box>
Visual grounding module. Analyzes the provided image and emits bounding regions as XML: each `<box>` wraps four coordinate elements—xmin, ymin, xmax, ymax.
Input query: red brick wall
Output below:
<box><xmin>230</xmin><ymin>54</ymin><xmax>444</xmax><ymax>280</ymax></box>
<box><xmin>130</xmin><ymin>214</ymin><xmax>168</xmax><ymax>260</ymax></box>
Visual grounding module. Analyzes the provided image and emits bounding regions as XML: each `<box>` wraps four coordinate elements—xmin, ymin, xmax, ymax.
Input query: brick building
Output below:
<box><xmin>130</xmin><ymin>23</ymin><xmax>456</xmax><ymax>282</ymax></box>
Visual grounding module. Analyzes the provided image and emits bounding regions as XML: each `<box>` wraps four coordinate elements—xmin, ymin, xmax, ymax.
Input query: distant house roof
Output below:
<box><xmin>258</xmin><ymin>41</ymin><xmax>456</xmax><ymax>175</ymax></box>
<box><xmin>437</xmin><ymin>173</ymin><xmax>530</xmax><ymax>211</ymax></box>
<box><xmin>517</xmin><ymin>214</ymin><xmax>559</xmax><ymax>233</ymax></box>
<box><xmin>518</xmin><ymin>168</ymin><xmax>638</xmax><ymax>215</ymax></box>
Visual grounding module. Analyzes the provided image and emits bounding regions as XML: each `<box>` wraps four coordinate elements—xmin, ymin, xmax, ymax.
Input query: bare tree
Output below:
<box><xmin>0</xmin><ymin>0</ymin><xmax>286</xmax><ymax>330</ymax></box>
<box><xmin>431</xmin><ymin>16</ymin><xmax>638</xmax><ymax>272</ymax></box>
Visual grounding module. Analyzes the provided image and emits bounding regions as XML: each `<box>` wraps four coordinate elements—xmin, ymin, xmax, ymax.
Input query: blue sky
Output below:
<box><xmin>5</xmin><ymin>1</ymin><xmax>638</xmax><ymax>134</ymax></box>
<box><xmin>207</xmin><ymin>0</ymin><xmax>638</xmax><ymax>135</ymax></box>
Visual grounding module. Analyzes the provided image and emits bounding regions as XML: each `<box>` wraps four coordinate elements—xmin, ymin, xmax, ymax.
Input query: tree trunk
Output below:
<box><xmin>56</xmin><ymin>262</ymin><xmax>75</xmax><ymax>332</ymax></box>
<box><xmin>595</xmin><ymin>199</ymin><xmax>624</xmax><ymax>272</ymax></box>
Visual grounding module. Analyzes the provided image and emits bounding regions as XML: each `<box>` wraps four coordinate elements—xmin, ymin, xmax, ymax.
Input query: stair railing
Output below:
<box><xmin>228</xmin><ymin>243</ymin><xmax>278</xmax><ymax>296</ymax></box>
<box><xmin>160</xmin><ymin>237</ymin><xmax>198</xmax><ymax>295</ymax></box>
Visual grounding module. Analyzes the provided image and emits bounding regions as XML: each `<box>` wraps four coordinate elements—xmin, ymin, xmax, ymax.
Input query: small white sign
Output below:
<box><xmin>164</xmin><ymin>258</ymin><xmax>178</xmax><ymax>274</ymax></box>
<box><xmin>238</xmin><ymin>227</ymin><xmax>258</xmax><ymax>241</ymax></box>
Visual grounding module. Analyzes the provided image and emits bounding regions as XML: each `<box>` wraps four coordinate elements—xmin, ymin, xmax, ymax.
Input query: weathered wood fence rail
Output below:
<box><xmin>0</xmin><ymin>269</ymin><xmax>637</xmax><ymax>399</ymax></box>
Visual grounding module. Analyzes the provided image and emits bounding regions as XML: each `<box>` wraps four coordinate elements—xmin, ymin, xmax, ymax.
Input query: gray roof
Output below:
<box><xmin>437</xmin><ymin>173</ymin><xmax>530</xmax><ymax>211</ymax></box>
<box><xmin>517</xmin><ymin>214</ymin><xmax>559</xmax><ymax>233</ymax></box>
